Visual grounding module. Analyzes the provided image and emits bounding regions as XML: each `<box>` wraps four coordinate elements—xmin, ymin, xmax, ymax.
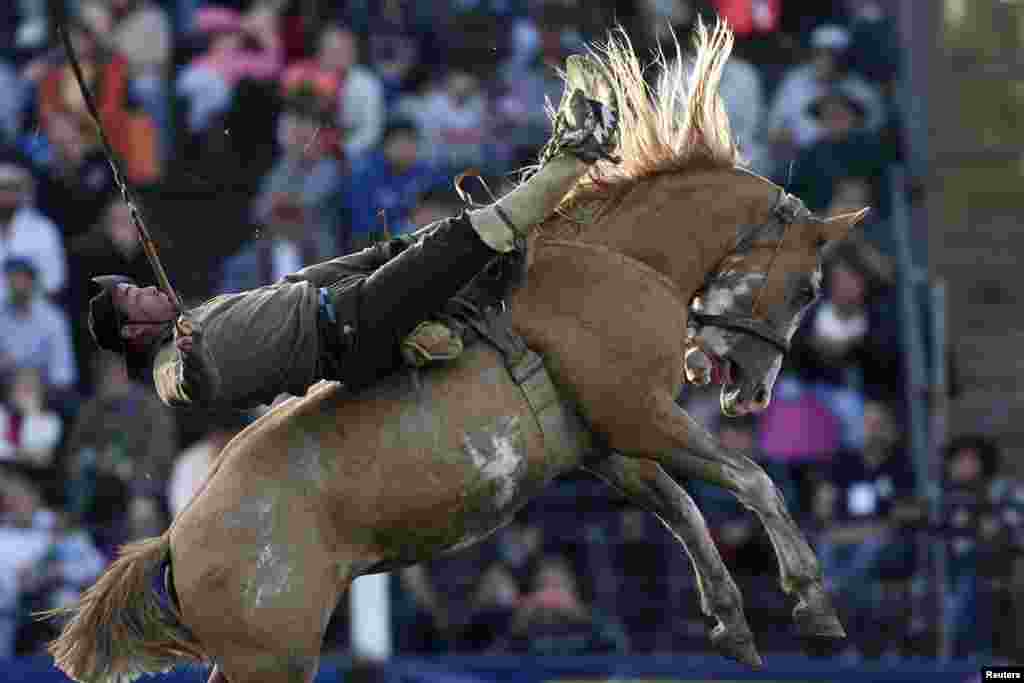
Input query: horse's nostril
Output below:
<box><xmin>754</xmin><ymin>386</ymin><xmax>769</xmax><ymax>406</ymax></box>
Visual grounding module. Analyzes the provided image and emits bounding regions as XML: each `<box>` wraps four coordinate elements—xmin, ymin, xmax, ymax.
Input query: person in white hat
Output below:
<box><xmin>764</xmin><ymin>24</ymin><xmax>884</xmax><ymax>164</ymax></box>
<box><xmin>0</xmin><ymin>162</ymin><xmax>66</xmax><ymax>301</ymax></box>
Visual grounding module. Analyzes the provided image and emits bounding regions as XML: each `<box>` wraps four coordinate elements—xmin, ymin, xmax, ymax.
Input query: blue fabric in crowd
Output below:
<box><xmin>344</xmin><ymin>151</ymin><xmax>448</xmax><ymax>240</ymax></box>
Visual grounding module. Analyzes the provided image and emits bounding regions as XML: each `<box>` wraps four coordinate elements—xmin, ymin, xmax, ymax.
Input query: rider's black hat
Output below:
<box><xmin>87</xmin><ymin>274</ymin><xmax>138</xmax><ymax>353</ymax></box>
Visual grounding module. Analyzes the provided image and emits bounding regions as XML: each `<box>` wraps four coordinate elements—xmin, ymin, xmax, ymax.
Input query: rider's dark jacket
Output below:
<box><xmin>107</xmin><ymin>212</ymin><xmax>498</xmax><ymax>409</ymax></box>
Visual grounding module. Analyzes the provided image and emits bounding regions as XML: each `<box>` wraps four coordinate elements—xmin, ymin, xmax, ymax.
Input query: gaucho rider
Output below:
<box><xmin>87</xmin><ymin>62</ymin><xmax>618</xmax><ymax>409</ymax></box>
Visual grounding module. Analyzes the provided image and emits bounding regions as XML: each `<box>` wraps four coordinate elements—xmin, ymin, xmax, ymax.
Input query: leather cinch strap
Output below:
<box><xmin>447</xmin><ymin>299</ymin><xmax>592</xmax><ymax>463</ymax></box>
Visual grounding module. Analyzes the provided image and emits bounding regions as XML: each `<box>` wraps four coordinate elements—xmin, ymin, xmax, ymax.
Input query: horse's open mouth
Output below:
<box><xmin>684</xmin><ymin>346</ymin><xmax>736</xmax><ymax>387</ymax></box>
<box><xmin>720</xmin><ymin>358</ymin><xmax>753</xmax><ymax>416</ymax></box>
<box><xmin>715</xmin><ymin>356</ymin><xmax>736</xmax><ymax>387</ymax></box>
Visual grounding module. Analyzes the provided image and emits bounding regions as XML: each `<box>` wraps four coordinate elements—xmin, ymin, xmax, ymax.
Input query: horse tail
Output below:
<box><xmin>46</xmin><ymin>533</ymin><xmax>207</xmax><ymax>683</ymax></box>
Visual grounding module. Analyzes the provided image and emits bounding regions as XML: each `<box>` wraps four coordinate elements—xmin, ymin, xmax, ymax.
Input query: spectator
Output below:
<box><xmin>940</xmin><ymin>434</ymin><xmax>1003</xmax><ymax>658</ymax></box>
<box><xmin>634</xmin><ymin>0</ymin><xmax>718</xmax><ymax>57</ymax></box>
<box><xmin>490</xmin><ymin>555</ymin><xmax>629</xmax><ymax>654</ymax></box>
<box><xmin>67</xmin><ymin>197</ymin><xmax>152</xmax><ymax>291</ymax></box>
<box><xmin>394</xmin><ymin>522</ymin><xmax>541</xmax><ymax>654</ymax></box>
<box><xmin>813</xmin><ymin>401</ymin><xmax>918</xmax><ymax>601</ymax></box>
<box><xmin>34</xmin><ymin>112</ymin><xmax>117</xmax><ymax>242</ymax></box>
<box><xmin>0</xmin><ymin>471</ymin><xmax>55</xmax><ymax>658</ymax></box>
<box><xmin>437</xmin><ymin>0</ymin><xmax>530</xmax><ymax>75</ymax></box>
<box><xmin>216</xmin><ymin>221</ymin><xmax>321</xmax><ymax>295</ymax></box>
<box><xmin>168</xmin><ymin>412</ymin><xmax>250</xmax><ymax>518</ymax></box>
<box><xmin>12</xmin><ymin>0</ymin><xmax>48</xmax><ymax>56</ymax></box>
<box><xmin>0</xmin><ymin>367</ymin><xmax>62</xmax><ymax>467</ymax></box>
<box><xmin>63</xmin><ymin>350</ymin><xmax>176</xmax><ymax>551</ymax></box>
<box><xmin>220</xmin><ymin>101</ymin><xmax>332</xmax><ymax>293</ymax></box>
<box><xmin>246</xmin><ymin>84</ymin><xmax>343</xmax><ymax>261</ymax></box>
<box><xmin>176</xmin><ymin>4</ymin><xmax>284</xmax><ymax>136</ymax></box>
<box><xmin>492</xmin><ymin>521</ymin><xmax>544</xmax><ymax>588</ymax></box>
<box><xmin>607</xmin><ymin>507</ymin><xmax>676</xmax><ymax>650</ymax></box>
<box><xmin>788</xmin><ymin>85</ymin><xmax>895</xmax><ymax>219</ymax></box>
<box><xmin>394</xmin><ymin>562</ymin><xmax>452</xmax><ymax>654</ymax></box>
<box><xmin>809</xmin><ymin>403</ymin><xmax>921</xmax><ymax>660</ymax></box>
<box><xmin>0</xmin><ymin>257</ymin><xmax>76</xmax><ymax>393</ymax></box>
<box><xmin>0</xmin><ymin>59</ymin><xmax>27</xmax><ymax>146</ymax></box>
<box><xmin>343</xmin><ymin>118</ymin><xmax>447</xmax><ymax>251</ymax></box>
<box><xmin>845</xmin><ymin>0</ymin><xmax>900</xmax><ymax>87</ymax></box>
<box><xmin>989</xmin><ymin>474</ymin><xmax>1024</xmax><ymax>659</ymax></box>
<box><xmin>364</xmin><ymin>0</ymin><xmax>426</xmax><ymax>110</ymax></box>
<box><xmin>460</xmin><ymin>563</ymin><xmax>521</xmax><ymax>651</ymax></box>
<box><xmin>35</xmin><ymin>12</ymin><xmax>158</xmax><ymax>185</ymax></box>
<box><xmin>282</xmin><ymin>24</ymin><xmax>384</xmax><ymax>162</ymax></box>
<box><xmin>764</xmin><ymin>24</ymin><xmax>883</xmax><ymax>168</ymax></box>
<box><xmin>0</xmin><ymin>163</ymin><xmax>66</xmax><ymax>300</ymax></box>
<box><xmin>106</xmin><ymin>0</ymin><xmax>174</xmax><ymax>163</ymax></box>
<box><xmin>415</xmin><ymin>70</ymin><xmax>492</xmax><ymax>176</ymax></box>
<box><xmin>0</xmin><ymin>2</ymin><xmax>23</xmax><ymax>56</ymax></box>
<box><xmin>67</xmin><ymin>199</ymin><xmax>153</xmax><ymax>395</ymax></box>
<box><xmin>494</xmin><ymin>24</ymin><xmax>569</xmax><ymax>158</ymax></box>
<box><xmin>12</xmin><ymin>509</ymin><xmax>105</xmax><ymax>655</ymax></box>
<box><xmin>786</xmin><ymin>239</ymin><xmax>900</xmax><ymax>440</ymax></box>
<box><xmin>710</xmin><ymin>0</ymin><xmax>782</xmax><ymax>39</ymax></box>
<box><xmin>0</xmin><ymin>471</ymin><xmax>56</xmax><ymax>651</ymax></box>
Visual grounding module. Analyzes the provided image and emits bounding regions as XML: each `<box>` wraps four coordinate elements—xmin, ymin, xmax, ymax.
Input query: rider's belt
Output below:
<box><xmin>317</xmin><ymin>279</ymin><xmax>361</xmax><ymax>382</ymax></box>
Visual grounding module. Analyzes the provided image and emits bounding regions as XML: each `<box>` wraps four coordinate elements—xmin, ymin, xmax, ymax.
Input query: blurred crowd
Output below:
<box><xmin>0</xmin><ymin>0</ymin><xmax>1018</xmax><ymax>664</ymax></box>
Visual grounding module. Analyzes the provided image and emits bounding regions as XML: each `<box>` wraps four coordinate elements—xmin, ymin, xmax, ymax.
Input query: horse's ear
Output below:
<box><xmin>819</xmin><ymin>207</ymin><xmax>870</xmax><ymax>245</ymax></box>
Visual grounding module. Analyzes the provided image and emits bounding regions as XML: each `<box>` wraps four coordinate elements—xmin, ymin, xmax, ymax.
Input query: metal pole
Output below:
<box><xmin>889</xmin><ymin>165</ymin><xmax>934</xmax><ymax>656</ymax></box>
<box><xmin>350</xmin><ymin>573</ymin><xmax>392</xmax><ymax>661</ymax></box>
<box><xmin>930</xmin><ymin>280</ymin><xmax>950</xmax><ymax>662</ymax></box>
<box><xmin>895</xmin><ymin>0</ymin><xmax>943</xmax><ymax>658</ymax></box>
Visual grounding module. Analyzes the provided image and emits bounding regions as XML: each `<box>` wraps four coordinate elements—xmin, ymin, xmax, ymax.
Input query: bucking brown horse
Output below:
<box><xmin>50</xmin><ymin>23</ymin><xmax>867</xmax><ymax>683</ymax></box>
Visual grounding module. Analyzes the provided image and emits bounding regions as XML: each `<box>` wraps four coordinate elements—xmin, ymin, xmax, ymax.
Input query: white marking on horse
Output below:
<box><xmin>290</xmin><ymin>432</ymin><xmax>325</xmax><ymax>485</ymax></box>
<box><xmin>251</xmin><ymin>543</ymin><xmax>294</xmax><ymax>608</ymax></box>
<box><xmin>703</xmin><ymin>272</ymin><xmax>764</xmax><ymax>315</ymax></box>
<box><xmin>224</xmin><ymin>496</ymin><xmax>275</xmax><ymax>531</ymax></box>
<box><xmin>696</xmin><ymin>273</ymin><xmax>766</xmax><ymax>357</ymax></box>
<box><xmin>462</xmin><ymin>416</ymin><xmax>526</xmax><ymax>507</ymax></box>
<box><xmin>223</xmin><ymin>495</ymin><xmax>297</xmax><ymax>612</ymax></box>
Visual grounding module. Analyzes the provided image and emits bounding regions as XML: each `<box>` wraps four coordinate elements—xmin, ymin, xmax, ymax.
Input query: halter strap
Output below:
<box><xmin>688</xmin><ymin>310</ymin><xmax>791</xmax><ymax>354</ymax></box>
<box><xmin>688</xmin><ymin>190</ymin><xmax>808</xmax><ymax>355</ymax></box>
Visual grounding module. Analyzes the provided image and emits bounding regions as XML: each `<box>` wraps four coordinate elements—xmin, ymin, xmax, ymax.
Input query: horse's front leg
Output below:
<box><xmin>639</xmin><ymin>390</ymin><xmax>845</xmax><ymax>646</ymax></box>
<box><xmin>584</xmin><ymin>454</ymin><xmax>761</xmax><ymax>668</ymax></box>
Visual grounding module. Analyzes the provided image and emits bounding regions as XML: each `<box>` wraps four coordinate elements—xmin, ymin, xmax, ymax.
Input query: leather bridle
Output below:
<box><xmin>687</xmin><ymin>189</ymin><xmax>810</xmax><ymax>356</ymax></box>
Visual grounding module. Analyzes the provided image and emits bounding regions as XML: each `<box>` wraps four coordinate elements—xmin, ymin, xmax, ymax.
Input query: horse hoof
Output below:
<box><xmin>710</xmin><ymin>622</ymin><xmax>763</xmax><ymax>669</ymax></box>
<box><xmin>793</xmin><ymin>601</ymin><xmax>847</xmax><ymax>640</ymax></box>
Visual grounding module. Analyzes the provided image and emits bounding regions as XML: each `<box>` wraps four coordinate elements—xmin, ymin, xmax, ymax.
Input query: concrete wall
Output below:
<box><xmin>922</xmin><ymin>0</ymin><xmax>1024</xmax><ymax>468</ymax></box>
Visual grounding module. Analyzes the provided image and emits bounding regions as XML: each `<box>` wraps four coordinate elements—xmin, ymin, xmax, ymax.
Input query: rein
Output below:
<box><xmin>55</xmin><ymin>5</ymin><xmax>183</xmax><ymax>314</ymax></box>
<box><xmin>687</xmin><ymin>189</ymin><xmax>808</xmax><ymax>356</ymax></box>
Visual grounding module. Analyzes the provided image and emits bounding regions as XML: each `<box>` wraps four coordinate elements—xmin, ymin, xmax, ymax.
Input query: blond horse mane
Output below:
<box><xmin>524</xmin><ymin>20</ymin><xmax>741</xmax><ymax>221</ymax></box>
<box><xmin>46</xmin><ymin>534</ymin><xmax>207</xmax><ymax>683</ymax></box>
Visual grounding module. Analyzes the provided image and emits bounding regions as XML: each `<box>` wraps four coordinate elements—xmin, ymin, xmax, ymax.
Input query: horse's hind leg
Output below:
<box><xmin>636</xmin><ymin>391</ymin><xmax>844</xmax><ymax>646</ymax></box>
<box><xmin>584</xmin><ymin>455</ymin><xmax>761</xmax><ymax>668</ymax></box>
